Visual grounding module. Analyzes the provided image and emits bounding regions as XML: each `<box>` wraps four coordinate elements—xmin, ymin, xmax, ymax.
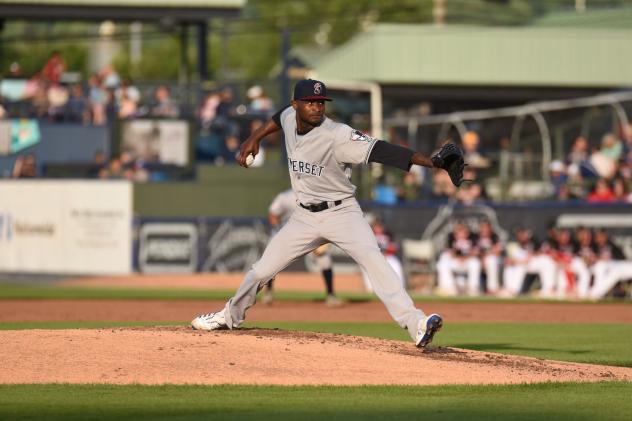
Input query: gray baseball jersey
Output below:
<box><xmin>278</xmin><ymin>106</ymin><xmax>374</xmax><ymax>205</ymax></box>
<box><xmin>268</xmin><ymin>188</ymin><xmax>296</xmax><ymax>228</ymax></box>
<box><xmin>222</xmin><ymin>107</ymin><xmax>428</xmax><ymax>343</ymax></box>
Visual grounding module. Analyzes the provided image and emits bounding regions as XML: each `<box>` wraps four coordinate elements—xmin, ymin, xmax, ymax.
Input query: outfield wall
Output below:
<box><xmin>0</xmin><ymin>180</ymin><xmax>132</xmax><ymax>274</ymax></box>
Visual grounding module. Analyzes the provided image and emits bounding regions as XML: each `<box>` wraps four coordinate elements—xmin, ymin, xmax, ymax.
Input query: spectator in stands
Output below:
<box><xmin>150</xmin><ymin>85</ymin><xmax>179</xmax><ymax>118</ymax></box>
<box><xmin>40</xmin><ymin>51</ymin><xmax>66</xmax><ymax>85</ymax></box>
<box><xmin>397</xmin><ymin>171</ymin><xmax>421</xmax><ymax>202</ymax></box>
<box><xmin>88</xmin><ymin>74</ymin><xmax>107</xmax><ymax>125</ymax></box>
<box><xmin>11</xmin><ymin>154</ymin><xmax>38</xmax><ymax>178</ymax></box>
<box><xmin>549</xmin><ymin>160</ymin><xmax>568</xmax><ymax>199</ymax></box>
<box><xmin>46</xmin><ymin>83</ymin><xmax>69</xmax><ymax>121</ymax></box>
<box><xmin>220</xmin><ymin>135</ymin><xmax>241</xmax><ymax>165</ymax></box>
<box><xmin>461</xmin><ymin>131</ymin><xmax>490</xmax><ymax>169</ymax></box>
<box><xmin>587</xmin><ymin>178</ymin><xmax>616</xmax><ymax>203</ymax></box>
<box><xmin>65</xmin><ymin>83</ymin><xmax>89</xmax><ymax>124</ymax></box>
<box><xmin>117</xmin><ymin>89</ymin><xmax>139</xmax><ymax>119</ymax></box>
<box><xmin>247</xmin><ymin>85</ymin><xmax>274</xmax><ymax>115</ymax></box>
<box><xmin>115</xmin><ymin>79</ymin><xmax>141</xmax><ymax>118</ymax></box>
<box><xmin>599</xmin><ymin>133</ymin><xmax>623</xmax><ymax>162</ymax></box>
<box><xmin>98</xmin><ymin>156</ymin><xmax>124</xmax><ymax>179</ymax></box>
<box><xmin>88</xmin><ymin>150</ymin><xmax>107</xmax><ymax>178</ymax></box>
<box><xmin>198</xmin><ymin>92</ymin><xmax>221</xmax><ymax>129</ymax></box>
<box><xmin>474</xmin><ymin>219</ymin><xmax>503</xmax><ymax>295</ymax></box>
<box><xmin>436</xmin><ymin>222</ymin><xmax>481</xmax><ymax>296</ymax></box>
<box><xmin>567</xmin><ymin>136</ymin><xmax>590</xmax><ymax>169</ymax></box>
<box><xmin>217</xmin><ymin>86</ymin><xmax>236</xmax><ymax>118</ymax></box>
<box><xmin>99</xmin><ymin>64</ymin><xmax>121</xmax><ymax>90</ymax></box>
<box><xmin>7</xmin><ymin>61</ymin><xmax>24</xmax><ymax>78</ymax></box>
<box><xmin>501</xmin><ymin>226</ymin><xmax>557</xmax><ymax>298</ymax></box>
<box><xmin>590</xmin><ymin>228</ymin><xmax>632</xmax><ymax>299</ymax></box>
<box><xmin>455</xmin><ymin>168</ymin><xmax>485</xmax><ymax>205</ymax></box>
<box><xmin>432</xmin><ymin>168</ymin><xmax>457</xmax><ymax>199</ymax></box>
<box><xmin>612</xmin><ymin>176</ymin><xmax>632</xmax><ymax>203</ymax></box>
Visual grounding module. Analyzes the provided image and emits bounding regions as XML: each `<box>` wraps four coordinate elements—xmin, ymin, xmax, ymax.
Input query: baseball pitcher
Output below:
<box><xmin>192</xmin><ymin>79</ymin><xmax>465</xmax><ymax>348</ymax></box>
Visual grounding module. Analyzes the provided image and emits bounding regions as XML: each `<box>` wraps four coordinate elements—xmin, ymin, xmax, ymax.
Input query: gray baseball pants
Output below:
<box><xmin>222</xmin><ymin>199</ymin><xmax>426</xmax><ymax>341</ymax></box>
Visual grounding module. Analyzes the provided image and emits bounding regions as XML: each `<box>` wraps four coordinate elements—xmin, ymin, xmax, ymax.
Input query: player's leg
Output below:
<box><xmin>570</xmin><ymin>257</ymin><xmax>591</xmax><ymax>299</ymax></box>
<box><xmin>262</xmin><ymin>277</ymin><xmax>275</xmax><ymax>305</ymax></box>
<box><xmin>465</xmin><ymin>256</ymin><xmax>482</xmax><ymax>296</ymax></box>
<box><xmin>192</xmin><ymin>210</ymin><xmax>324</xmax><ymax>330</ymax></box>
<box><xmin>529</xmin><ymin>255</ymin><xmax>557</xmax><ymax>297</ymax></box>
<box><xmin>502</xmin><ymin>263</ymin><xmax>526</xmax><ymax>296</ymax></box>
<box><xmin>313</xmin><ymin>244</ymin><xmax>335</xmax><ymax>298</ymax></box>
<box><xmin>436</xmin><ymin>251</ymin><xmax>458</xmax><ymax>295</ymax></box>
<box><xmin>385</xmin><ymin>254</ymin><xmax>406</xmax><ymax>290</ymax></box>
<box><xmin>483</xmin><ymin>254</ymin><xmax>500</xmax><ymax>294</ymax></box>
<box><xmin>590</xmin><ymin>261</ymin><xmax>632</xmax><ymax>299</ymax></box>
<box><xmin>321</xmin><ymin>202</ymin><xmax>434</xmax><ymax>344</ymax></box>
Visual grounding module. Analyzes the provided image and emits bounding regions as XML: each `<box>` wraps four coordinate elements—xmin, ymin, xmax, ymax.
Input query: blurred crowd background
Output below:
<box><xmin>1</xmin><ymin>0</ymin><xmax>631</xmax><ymax>299</ymax></box>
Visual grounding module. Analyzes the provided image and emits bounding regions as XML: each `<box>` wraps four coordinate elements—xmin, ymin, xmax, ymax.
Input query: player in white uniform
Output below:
<box><xmin>264</xmin><ymin>188</ymin><xmax>341</xmax><ymax>306</ymax></box>
<box><xmin>192</xmin><ymin>79</ymin><xmax>444</xmax><ymax>348</ymax></box>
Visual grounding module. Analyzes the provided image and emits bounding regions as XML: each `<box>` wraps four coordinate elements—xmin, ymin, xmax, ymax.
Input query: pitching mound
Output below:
<box><xmin>2</xmin><ymin>327</ymin><xmax>631</xmax><ymax>386</ymax></box>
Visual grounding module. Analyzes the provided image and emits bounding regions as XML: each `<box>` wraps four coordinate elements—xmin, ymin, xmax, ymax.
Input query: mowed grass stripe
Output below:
<box><xmin>1</xmin><ymin>321</ymin><xmax>631</xmax><ymax>367</ymax></box>
<box><xmin>0</xmin><ymin>383</ymin><xmax>631</xmax><ymax>421</ymax></box>
<box><xmin>4</xmin><ymin>282</ymin><xmax>629</xmax><ymax>304</ymax></box>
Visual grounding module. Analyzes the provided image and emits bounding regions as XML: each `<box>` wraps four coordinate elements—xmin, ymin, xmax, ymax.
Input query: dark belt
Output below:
<box><xmin>300</xmin><ymin>200</ymin><xmax>342</xmax><ymax>213</ymax></box>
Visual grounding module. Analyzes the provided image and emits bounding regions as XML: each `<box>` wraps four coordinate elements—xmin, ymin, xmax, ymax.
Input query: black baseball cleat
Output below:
<box><xmin>415</xmin><ymin>314</ymin><xmax>443</xmax><ymax>348</ymax></box>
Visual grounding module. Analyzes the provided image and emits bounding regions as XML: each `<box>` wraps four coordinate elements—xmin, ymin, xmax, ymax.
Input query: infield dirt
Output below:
<box><xmin>2</xmin><ymin>273</ymin><xmax>631</xmax><ymax>386</ymax></box>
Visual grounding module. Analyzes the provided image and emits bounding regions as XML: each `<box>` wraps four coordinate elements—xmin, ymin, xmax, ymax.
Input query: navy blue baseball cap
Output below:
<box><xmin>293</xmin><ymin>79</ymin><xmax>332</xmax><ymax>101</ymax></box>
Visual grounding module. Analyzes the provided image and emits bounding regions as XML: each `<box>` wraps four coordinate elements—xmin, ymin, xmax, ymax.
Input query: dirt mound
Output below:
<box><xmin>2</xmin><ymin>327</ymin><xmax>631</xmax><ymax>386</ymax></box>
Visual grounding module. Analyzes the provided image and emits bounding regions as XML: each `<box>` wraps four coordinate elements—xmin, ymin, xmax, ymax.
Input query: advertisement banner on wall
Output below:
<box><xmin>0</xmin><ymin>180</ymin><xmax>132</xmax><ymax>274</ymax></box>
<box><xmin>138</xmin><ymin>223</ymin><xmax>198</xmax><ymax>273</ymax></box>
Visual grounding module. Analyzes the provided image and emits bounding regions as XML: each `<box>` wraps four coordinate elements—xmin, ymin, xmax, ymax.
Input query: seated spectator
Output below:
<box><xmin>41</xmin><ymin>51</ymin><xmax>66</xmax><ymax>85</ymax></box>
<box><xmin>198</xmin><ymin>92</ymin><xmax>221</xmax><ymax>129</ymax></box>
<box><xmin>397</xmin><ymin>172</ymin><xmax>421</xmax><ymax>202</ymax></box>
<box><xmin>455</xmin><ymin>168</ymin><xmax>485</xmax><ymax>205</ymax></box>
<box><xmin>549</xmin><ymin>160</ymin><xmax>568</xmax><ymax>199</ymax></box>
<box><xmin>98</xmin><ymin>156</ymin><xmax>124</xmax><ymax>179</ymax></box>
<box><xmin>247</xmin><ymin>85</ymin><xmax>274</xmax><ymax>115</ymax></box>
<box><xmin>372</xmin><ymin>175</ymin><xmax>398</xmax><ymax>205</ymax></box>
<box><xmin>65</xmin><ymin>83</ymin><xmax>89</xmax><ymax>124</ymax></box>
<box><xmin>587</xmin><ymin>178</ymin><xmax>616</xmax><ymax>203</ymax></box>
<box><xmin>47</xmin><ymin>83</ymin><xmax>69</xmax><ymax>121</ymax></box>
<box><xmin>461</xmin><ymin>131</ymin><xmax>490</xmax><ymax>169</ymax></box>
<box><xmin>99</xmin><ymin>64</ymin><xmax>121</xmax><ymax>90</ymax></box>
<box><xmin>150</xmin><ymin>85</ymin><xmax>179</xmax><ymax>118</ymax></box>
<box><xmin>218</xmin><ymin>135</ymin><xmax>241</xmax><ymax>165</ymax></box>
<box><xmin>117</xmin><ymin>90</ymin><xmax>139</xmax><ymax>119</ymax></box>
<box><xmin>566</xmin><ymin>136</ymin><xmax>589</xmax><ymax>169</ymax></box>
<box><xmin>612</xmin><ymin>176</ymin><xmax>632</xmax><ymax>203</ymax></box>
<box><xmin>12</xmin><ymin>154</ymin><xmax>38</xmax><ymax>178</ymax></box>
<box><xmin>115</xmin><ymin>79</ymin><xmax>141</xmax><ymax>117</ymax></box>
<box><xmin>432</xmin><ymin>168</ymin><xmax>457</xmax><ymax>199</ymax></box>
<box><xmin>436</xmin><ymin>222</ymin><xmax>481</xmax><ymax>296</ymax></box>
<box><xmin>88</xmin><ymin>74</ymin><xmax>108</xmax><ymax>125</ymax></box>
<box><xmin>599</xmin><ymin>133</ymin><xmax>623</xmax><ymax>162</ymax></box>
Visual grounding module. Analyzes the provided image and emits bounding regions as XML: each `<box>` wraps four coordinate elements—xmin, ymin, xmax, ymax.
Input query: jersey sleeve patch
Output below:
<box><xmin>350</xmin><ymin>129</ymin><xmax>374</xmax><ymax>143</ymax></box>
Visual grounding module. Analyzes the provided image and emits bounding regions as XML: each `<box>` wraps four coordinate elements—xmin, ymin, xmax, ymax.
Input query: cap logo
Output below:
<box><xmin>313</xmin><ymin>82</ymin><xmax>322</xmax><ymax>95</ymax></box>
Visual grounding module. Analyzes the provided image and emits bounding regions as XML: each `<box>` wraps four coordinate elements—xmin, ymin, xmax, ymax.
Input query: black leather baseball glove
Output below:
<box><xmin>431</xmin><ymin>143</ymin><xmax>466</xmax><ymax>187</ymax></box>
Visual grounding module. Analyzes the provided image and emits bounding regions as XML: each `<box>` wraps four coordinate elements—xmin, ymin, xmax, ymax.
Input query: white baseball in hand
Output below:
<box><xmin>245</xmin><ymin>154</ymin><xmax>255</xmax><ymax>167</ymax></box>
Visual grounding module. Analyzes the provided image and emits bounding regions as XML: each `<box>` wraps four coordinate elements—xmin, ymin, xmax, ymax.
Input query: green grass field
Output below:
<box><xmin>1</xmin><ymin>383</ymin><xmax>631</xmax><ymax>421</ymax></box>
<box><xmin>1</xmin><ymin>283</ymin><xmax>631</xmax><ymax>420</ymax></box>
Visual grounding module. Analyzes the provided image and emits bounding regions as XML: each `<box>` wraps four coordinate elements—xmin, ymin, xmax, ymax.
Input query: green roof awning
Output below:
<box><xmin>312</xmin><ymin>24</ymin><xmax>632</xmax><ymax>88</ymax></box>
